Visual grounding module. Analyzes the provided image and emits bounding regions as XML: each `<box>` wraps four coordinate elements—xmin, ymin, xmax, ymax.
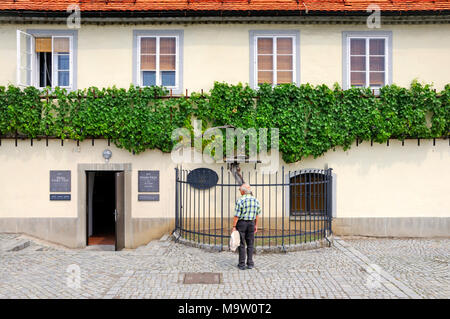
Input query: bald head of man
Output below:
<box><xmin>239</xmin><ymin>183</ymin><xmax>252</xmax><ymax>196</ymax></box>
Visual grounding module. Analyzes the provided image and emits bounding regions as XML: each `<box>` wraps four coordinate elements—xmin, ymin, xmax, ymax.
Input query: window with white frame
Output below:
<box><xmin>344</xmin><ymin>32</ymin><xmax>391</xmax><ymax>90</ymax></box>
<box><xmin>253</xmin><ymin>35</ymin><xmax>297</xmax><ymax>87</ymax></box>
<box><xmin>17</xmin><ymin>30</ymin><xmax>75</xmax><ymax>89</ymax></box>
<box><xmin>138</xmin><ymin>36</ymin><xmax>179</xmax><ymax>89</ymax></box>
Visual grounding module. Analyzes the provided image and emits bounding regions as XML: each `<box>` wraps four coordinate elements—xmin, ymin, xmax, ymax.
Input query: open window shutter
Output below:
<box><xmin>16</xmin><ymin>30</ymin><xmax>35</xmax><ymax>87</ymax></box>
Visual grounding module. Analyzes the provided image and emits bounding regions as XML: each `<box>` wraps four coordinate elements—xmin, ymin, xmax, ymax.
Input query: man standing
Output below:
<box><xmin>232</xmin><ymin>183</ymin><xmax>261</xmax><ymax>270</ymax></box>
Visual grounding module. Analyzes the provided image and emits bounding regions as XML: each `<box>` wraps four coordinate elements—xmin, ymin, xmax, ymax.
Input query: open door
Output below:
<box><xmin>115</xmin><ymin>171</ymin><xmax>125</xmax><ymax>251</ymax></box>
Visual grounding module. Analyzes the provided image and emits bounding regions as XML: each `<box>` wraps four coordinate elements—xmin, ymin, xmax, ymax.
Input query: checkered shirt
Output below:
<box><xmin>234</xmin><ymin>194</ymin><xmax>262</xmax><ymax>220</ymax></box>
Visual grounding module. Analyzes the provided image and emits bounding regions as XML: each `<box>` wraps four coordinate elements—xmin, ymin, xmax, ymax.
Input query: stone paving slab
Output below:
<box><xmin>0</xmin><ymin>233</ymin><xmax>448</xmax><ymax>299</ymax></box>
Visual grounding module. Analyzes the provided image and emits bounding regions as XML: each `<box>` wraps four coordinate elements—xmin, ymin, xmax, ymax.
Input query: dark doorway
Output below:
<box><xmin>86</xmin><ymin>171</ymin><xmax>116</xmax><ymax>246</ymax></box>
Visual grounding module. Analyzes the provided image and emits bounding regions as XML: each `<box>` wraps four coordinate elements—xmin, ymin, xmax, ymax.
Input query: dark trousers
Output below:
<box><xmin>236</xmin><ymin>219</ymin><xmax>255</xmax><ymax>267</ymax></box>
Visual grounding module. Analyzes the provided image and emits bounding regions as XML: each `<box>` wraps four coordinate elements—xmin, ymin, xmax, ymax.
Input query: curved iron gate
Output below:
<box><xmin>174</xmin><ymin>167</ymin><xmax>333</xmax><ymax>251</ymax></box>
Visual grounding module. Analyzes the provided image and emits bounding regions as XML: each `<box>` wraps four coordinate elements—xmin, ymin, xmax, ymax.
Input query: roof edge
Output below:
<box><xmin>1</xmin><ymin>10</ymin><xmax>449</xmax><ymax>25</ymax></box>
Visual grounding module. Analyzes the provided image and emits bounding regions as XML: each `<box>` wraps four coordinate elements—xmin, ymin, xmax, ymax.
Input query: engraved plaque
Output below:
<box><xmin>187</xmin><ymin>168</ymin><xmax>219</xmax><ymax>190</ymax></box>
<box><xmin>138</xmin><ymin>170</ymin><xmax>159</xmax><ymax>192</ymax></box>
<box><xmin>138</xmin><ymin>194</ymin><xmax>160</xmax><ymax>201</ymax></box>
<box><xmin>50</xmin><ymin>194</ymin><xmax>71</xmax><ymax>201</ymax></box>
<box><xmin>50</xmin><ymin>170</ymin><xmax>71</xmax><ymax>192</ymax></box>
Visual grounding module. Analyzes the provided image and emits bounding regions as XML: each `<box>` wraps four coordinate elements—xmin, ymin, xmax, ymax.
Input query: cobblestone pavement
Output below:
<box><xmin>344</xmin><ymin>237</ymin><xmax>449</xmax><ymax>299</ymax></box>
<box><xmin>0</xmin><ymin>233</ymin><xmax>448</xmax><ymax>299</ymax></box>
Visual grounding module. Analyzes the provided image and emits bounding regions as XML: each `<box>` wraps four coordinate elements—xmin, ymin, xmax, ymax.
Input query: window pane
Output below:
<box><xmin>160</xmin><ymin>55</ymin><xmax>176</xmax><ymax>71</ymax></box>
<box><xmin>370</xmin><ymin>39</ymin><xmax>385</xmax><ymax>55</ymax></box>
<box><xmin>142</xmin><ymin>71</ymin><xmax>156</xmax><ymax>86</ymax></box>
<box><xmin>370</xmin><ymin>57</ymin><xmax>385</xmax><ymax>71</ymax></box>
<box><xmin>53</xmin><ymin>38</ymin><xmax>70</xmax><ymax>53</ymax></box>
<box><xmin>161</xmin><ymin>71</ymin><xmax>176</xmax><ymax>86</ymax></box>
<box><xmin>277</xmin><ymin>71</ymin><xmax>292</xmax><ymax>84</ymax></box>
<box><xmin>277</xmin><ymin>55</ymin><xmax>292</xmax><ymax>70</ymax></box>
<box><xmin>58</xmin><ymin>71</ymin><xmax>70</xmax><ymax>87</ymax></box>
<box><xmin>160</xmin><ymin>38</ymin><xmax>176</xmax><ymax>54</ymax></box>
<box><xmin>141</xmin><ymin>55</ymin><xmax>156</xmax><ymax>70</ymax></box>
<box><xmin>141</xmin><ymin>38</ymin><xmax>156</xmax><ymax>54</ymax></box>
<box><xmin>350</xmin><ymin>72</ymin><xmax>366</xmax><ymax>86</ymax></box>
<box><xmin>370</xmin><ymin>72</ymin><xmax>385</xmax><ymax>86</ymax></box>
<box><xmin>257</xmin><ymin>38</ymin><xmax>273</xmax><ymax>54</ymax></box>
<box><xmin>257</xmin><ymin>55</ymin><xmax>273</xmax><ymax>70</ymax></box>
<box><xmin>58</xmin><ymin>54</ymin><xmax>70</xmax><ymax>70</ymax></box>
<box><xmin>258</xmin><ymin>71</ymin><xmax>273</xmax><ymax>85</ymax></box>
<box><xmin>350</xmin><ymin>39</ymin><xmax>365</xmax><ymax>55</ymax></box>
<box><xmin>350</xmin><ymin>56</ymin><xmax>366</xmax><ymax>71</ymax></box>
<box><xmin>277</xmin><ymin>38</ymin><xmax>292</xmax><ymax>54</ymax></box>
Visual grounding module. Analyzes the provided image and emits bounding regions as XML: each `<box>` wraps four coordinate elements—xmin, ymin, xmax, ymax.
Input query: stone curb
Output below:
<box><xmin>0</xmin><ymin>239</ymin><xmax>31</xmax><ymax>252</ymax></box>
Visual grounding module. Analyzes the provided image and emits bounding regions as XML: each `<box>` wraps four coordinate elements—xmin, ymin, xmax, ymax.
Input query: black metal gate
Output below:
<box><xmin>174</xmin><ymin>167</ymin><xmax>333</xmax><ymax>251</ymax></box>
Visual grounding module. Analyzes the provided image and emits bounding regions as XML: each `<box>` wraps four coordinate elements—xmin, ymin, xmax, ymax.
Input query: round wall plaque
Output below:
<box><xmin>187</xmin><ymin>168</ymin><xmax>219</xmax><ymax>190</ymax></box>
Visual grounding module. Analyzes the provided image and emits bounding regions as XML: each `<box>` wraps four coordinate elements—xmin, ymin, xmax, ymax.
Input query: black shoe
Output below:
<box><xmin>247</xmin><ymin>265</ymin><xmax>254</xmax><ymax>269</ymax></box>
<box><xmin>238</xmin><ymin>265</ymin><xmax>246</xmax><ymax>270</ymax></box>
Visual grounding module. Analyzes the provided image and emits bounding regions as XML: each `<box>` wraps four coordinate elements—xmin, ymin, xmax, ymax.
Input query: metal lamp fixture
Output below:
<box><xmin>102</xmin><ymin>149</ymin><xmax>112</xmax><ymax>162</ymax></box>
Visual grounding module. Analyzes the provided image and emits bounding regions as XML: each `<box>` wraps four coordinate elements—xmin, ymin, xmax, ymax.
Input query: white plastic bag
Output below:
<box><xmin>229</xmin><ymin>230</ymin><xmax>240</xmax><ymax>252</ymax></box>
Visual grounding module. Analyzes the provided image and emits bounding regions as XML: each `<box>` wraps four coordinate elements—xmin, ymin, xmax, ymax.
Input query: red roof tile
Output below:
<box><xmin>0</xmin><ymin>0</ymin><xmax>449</xmax><ymax>13</ymax></box>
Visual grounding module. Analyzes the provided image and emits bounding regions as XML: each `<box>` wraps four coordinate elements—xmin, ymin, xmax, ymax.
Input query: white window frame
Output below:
<box><xmin>342</xmin><ymin>31</ymin><xmax>392</xmax><ymax>91</ymax></box>
<box><xmin>16</xmin><ymin>30</ymin><xmax>35</xmax><ymax>87</ymax></box>
<box><xmin>347</xmin><ymin>36</ymin><xmax>388</xmax><ymax>89</ymax></box>
<box><xmin>137</xmin><ymin>35</ymin><xmax>179</xmax><ymax>90</ymax></box>
<box><xmin>17</xmin><ymin>30</ymin><xmax>75</xmax><ymax>90</ymax></box>
<box><xmin>253</xmin><ymin>35</ymin><xmax>297</xmax><ymax>88</ymax></box>
<box><xmin>50</xmin><ymin>36</ymin><xmax>74</xmax><ymax>90</ymax></box>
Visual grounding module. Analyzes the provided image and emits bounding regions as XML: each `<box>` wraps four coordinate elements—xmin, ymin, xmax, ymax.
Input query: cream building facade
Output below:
<box><xmin>1</xmin><ymin>23</ymin><xmax>450</xmax><ymax>91</ymax></box>
<box><xmin>0</xmin><ymin>4</ymin><xmax>449</xmax><ymax>248</ymax></box>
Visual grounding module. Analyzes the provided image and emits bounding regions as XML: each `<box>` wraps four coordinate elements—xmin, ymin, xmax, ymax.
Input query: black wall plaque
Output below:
<box><xmin>187</xmin><ymin>168</ymin><xmax>219</xmax><ymax>190</ymax></box>
<box><xmin>50</xmin><ymin>194</ymin><xmax>71</xmax><ymax>201</ymax></box>
<box><xmin>138</xmin><ymin>194</ymin><xmax>160</xmax><ymax>201</ymax></box>
<box><xmin>50</xmin><ymin>170</ymin><xmax>71</xmax><ymax>192</ymax></box>
<box><xmin>138</xmin><ymin>170</ymin><xmax>159</xmax><ymax>192</ymax></box>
